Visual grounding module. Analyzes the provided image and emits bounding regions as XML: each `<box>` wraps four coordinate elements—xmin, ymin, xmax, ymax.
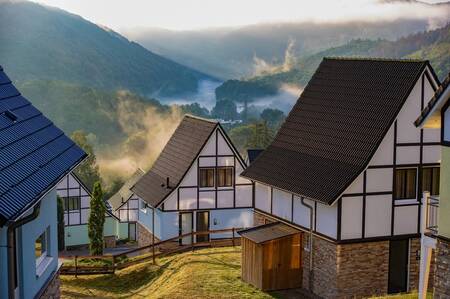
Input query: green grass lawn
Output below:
<box><xmin>61</xmin><ymin>246</ymin><xmax>431</xmax><ymax>299</ymax></box>
<box><xmin>61</xmin><ymin>246</ymin><xmax>275</xmax><ymax>298</ymax></box>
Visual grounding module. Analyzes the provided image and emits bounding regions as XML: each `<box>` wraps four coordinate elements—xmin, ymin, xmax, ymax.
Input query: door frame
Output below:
<box><xmin>128</xmin><ymin>222</ymin><xmax>137</xmax><ymax>241</ymax></box>
<box><xmin>195</xmin><ymin>210</ymin><xmax>210</xmax><ymax>242</ymax></box>
<box><xmin>179</xmin><ymin>212</ymin><xmax>193</xmax><ymax>245</ymax></box>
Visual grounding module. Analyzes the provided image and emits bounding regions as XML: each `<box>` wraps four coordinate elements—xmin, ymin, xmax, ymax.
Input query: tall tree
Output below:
<box><xmin>57</xmin><ymin>195</ymin><xmax>65</xmax><ymax>251</ymax></box>
<box><xmin>71</xmin><ymin>130</ymin><xmax>101</xmax><ymax>190</ymax></box>
<box><xmin>260</xmin><ymin>108</ymin><xmax>285</xmax><ymax>128</ymax></box>
<box><xmin>88</xmin><ymin>182</ymin><xmax>106</xmax><ymax>256</ymax></box>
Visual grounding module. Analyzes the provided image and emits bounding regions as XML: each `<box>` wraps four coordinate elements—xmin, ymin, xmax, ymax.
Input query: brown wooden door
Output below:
<box><xmin>196</xmin><ymin>211</ymin><xmax>210</xmax><ymax>242</ymax></box>
<box><xmin>262</xmin><ymin>233</ymin><xmax>302</xmax><ymax>291</ymax></box>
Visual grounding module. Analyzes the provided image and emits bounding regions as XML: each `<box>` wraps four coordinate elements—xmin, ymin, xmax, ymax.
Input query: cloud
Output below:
<box><xmin>33</xmin><ymin>0</ymin><xmax>449</xmax><ymax>31</ymax></box>
<box><xmin>97</xmin><ymin>90</ymin><xmax>183</xmax><ymax>182</ymax></box>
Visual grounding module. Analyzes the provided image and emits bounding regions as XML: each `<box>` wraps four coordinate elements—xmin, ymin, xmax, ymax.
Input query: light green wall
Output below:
<box><xmin>439</xmin><ymin>147</ymin><xmax>450</xmax><ymax>238</ymax></box>
<box><xmin>116</xmin><ymin>222</ymin><xmax>129</xmax><ymax>240</ymax></box>
<box><xmin>65</xmin><ymin>217</ymin><xmax>122</xmax><ymax>247</ymax></box>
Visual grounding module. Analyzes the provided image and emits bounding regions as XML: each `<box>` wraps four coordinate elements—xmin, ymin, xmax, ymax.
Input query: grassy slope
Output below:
<box><xmin>61</xmin><ymin>246</ymin><xmax>431</xmax><ymax>299</ymax></box>
<box><xmin>61</xmin><ymin>247</ymin><xmax>274</xmax><ymax>299</ymax></box>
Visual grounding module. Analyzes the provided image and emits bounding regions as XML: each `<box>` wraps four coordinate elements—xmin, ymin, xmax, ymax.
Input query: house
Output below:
<box><xmin>0</xmin><ymin>66</ymin><xmax>86</xmax><ymax>299</ymax></box>
<box><xmin>415</xmin><ymin>73</ymin><xmax>450</xmax><ymax>298</ymax></box>
<box><xmin>108</xmin><ymin>169</ymin><xmax>145</xmax><ymax>242</ymax></box>
<box><xmin>241</xmin><ymin>58</ymin><xmax>441</xmax><ymax>298</ymax></box>
<box><xmin>131</xmin><ymin>115</ymin><xmax>254</xmax><ymax>245</ymax></box>
<box><xmin>56</xmin><ymin>172</ymin><xmax>128</xmax><ymax>248</ymax></box>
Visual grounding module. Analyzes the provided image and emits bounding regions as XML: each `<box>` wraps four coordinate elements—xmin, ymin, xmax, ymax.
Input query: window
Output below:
<box><xmin>64</xmin><ymin>196</ymin><xmax>80</xmax><ymax>211</ymax></box>
<box><xmin>217</xmin><ymin>167</ymin><xmax>233</xmax><ymax>187</ymax></box>
<box><xmin>422</xmin><ymin>167</ymin><xmax>440</xmax><ymax>196</ymax></box>
<box><xmin>35</xmin><ymin>228</ymin><xmax>49</xmax><ymax>265</ymax></box>
<box><xmin>35</xmin><ymin>228</ymin><xmax>52</xmax><ymax>276</ymax></box>
<box><xmin>199</xmin><ymin>168</ymin><xmax>215</xmax><ymax>187</ymax></box>
<box><xmin>140</xmin><ymin>199</ymin><xmax>147</xmax><ymax>211</ymax></box>
<box><xmin>395</xmin><ymin>169</ymin><xmax>417</xmax><ymax>199</ymax></box>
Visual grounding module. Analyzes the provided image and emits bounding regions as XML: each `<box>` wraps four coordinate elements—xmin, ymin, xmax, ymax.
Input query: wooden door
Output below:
<box><xmin>262</xmin><ymin>233</ymin><xmax>302</xmax><ymax>291</ymax></box>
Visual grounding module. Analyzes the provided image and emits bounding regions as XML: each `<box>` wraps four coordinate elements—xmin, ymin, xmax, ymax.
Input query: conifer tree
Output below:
<box><xmin>88</xmin><ymin>182</ymin><xmax>106</xmax><ymax>255</ymax></box>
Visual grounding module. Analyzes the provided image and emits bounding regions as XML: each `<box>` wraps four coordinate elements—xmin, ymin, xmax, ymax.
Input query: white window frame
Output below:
<box><xmin>35</xmin><ymin>227</ymin><xmax>53</xmax><ymax>277</ymax></box>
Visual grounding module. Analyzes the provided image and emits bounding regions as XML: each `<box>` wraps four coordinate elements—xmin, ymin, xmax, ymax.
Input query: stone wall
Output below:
<box><xmin>252</xmin><ymin>211</ymin><xmax>429</xmax><ymax>298</ymax></box>
<box><xmin>38</xmin><ymin>270</ymin><xmax>60</xmax><ymax>299</ymax></box>
<box><xmin>137</xmin><ymin>222</ymin><xmax>160</xmax><ymax>247</ymax></box>
<box><xmin>104</xmin><ymin>236</ymin><xmax>116</xmax><ymax>248</ymax></box>
<box><xmin>336</xmin><ymin>241</ymin><xmax>390</xmax><ymax>298</ymax></box>
<box><xmin>434</xmin><ymin>237</ymin><xmax>450</xmax><ymax>298</ymax></box>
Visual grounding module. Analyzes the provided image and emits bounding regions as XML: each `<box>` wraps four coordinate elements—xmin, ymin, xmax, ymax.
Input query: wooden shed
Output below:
<box><xmin>238</xmin><ymin>222</ymin><xmax>302</xmax><ymax>291</ymax></box>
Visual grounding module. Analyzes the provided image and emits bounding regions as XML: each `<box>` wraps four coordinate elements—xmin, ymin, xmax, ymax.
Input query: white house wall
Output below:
<box><xmin>253</xmin><ymin>68</ymin><xmax>441</xmax><ymax>242</ymax></box>
<box><xmin>161</xmin><ymin>126</ymin><xmax>252</xmax><ymax>212</ymax></box>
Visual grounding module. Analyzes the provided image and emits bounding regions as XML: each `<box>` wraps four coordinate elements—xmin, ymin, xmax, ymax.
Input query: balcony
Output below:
<box><xmin>422</xmin><ymin>192</ymin><xmax>439</xmax><ymax>236</ymax></box>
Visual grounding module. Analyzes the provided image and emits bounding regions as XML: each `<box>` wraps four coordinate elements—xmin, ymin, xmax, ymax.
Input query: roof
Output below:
<box><xmin>247</xmin><ymin>149</ymin><xmax>264</xmax><ymax>164</ymax></box>
<box><xmin>415</xmin><ymin>73</ymin><xmax>450</xmax><ymax>127</ymax></box>
<box><xmin>242</xmin><ymin>57</ymin><xmax>433</xmax><ymax>205</ymax></box>
<box><xmin>0</xmin><ymin>66</ymin><xmax>87</xmax><ymax>225</ymax></box>
<box><xmin>238</xmin><ymin>222</ymin><xmax>300</xmax><ymax>244</ymax></box>
<box><xmin>132</xmin><ymin>115</ymin><xmax>218</xmax><ymax>207</ymax></box>
<box><xmin>109</xmin><ymin>168</ymin><xmax>144</xmax><ymax>211</ymax></box>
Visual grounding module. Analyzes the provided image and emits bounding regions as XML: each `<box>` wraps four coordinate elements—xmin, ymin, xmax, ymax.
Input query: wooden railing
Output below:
<box><xmin>61</xmin><ymin>227</ymin><xmax>242</xmax><ymax>276</ymax></box>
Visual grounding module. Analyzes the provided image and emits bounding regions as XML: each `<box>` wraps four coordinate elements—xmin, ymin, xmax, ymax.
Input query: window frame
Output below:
<box><xmin>35</xmin><ymin>227</ymin><xmax>52</xmax><ymax>277</ymax></box>
<box><xmin>64</xmin><ymin>196</ymin><xmax>81</xmax><ymax>211</ymax></box>
<box><xmin>421</xmin><ymin>167</ymin><xmax>440</xmax><ymax>196</ymax></box>
<box><xmin>217</xmin><ymin>167</ymin><xmax>234</xmax><ymax>187</ymax></box>
<box><xmin>199</xmin><ymin>167</ymin><xmax>215</xmax><ymax>188</ymax></box>
<box><xmin>394</xmin><ymin>168</ymin><xmax>418</xmax><ymax>200</ymax></box>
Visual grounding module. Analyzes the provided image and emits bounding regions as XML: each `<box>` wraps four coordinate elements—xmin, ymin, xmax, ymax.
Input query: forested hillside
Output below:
<box><xmin>216</xmin><ymin>24</ymin><xmax>450</xmax><ymax>103</ymax></box>
<box><xmin>0</xmin><ymin>1</ymin><xmax>211</xmax><ymax>97</ymax></box>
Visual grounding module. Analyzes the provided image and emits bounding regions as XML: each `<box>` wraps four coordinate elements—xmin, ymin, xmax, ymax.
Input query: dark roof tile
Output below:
<box><xmin>242</xmin><ymin>58</ymin><xmax>430</xmax><ymax>205</ymax></box>
<box><xmin>132</xmin><ymin>115</ymin><xmax>217</xmax><ymax>207</ymax></box>
<box><xmin>0</xmin><ymin>67</ymin><xmax>86</xmax><ymax>224</ymax></box>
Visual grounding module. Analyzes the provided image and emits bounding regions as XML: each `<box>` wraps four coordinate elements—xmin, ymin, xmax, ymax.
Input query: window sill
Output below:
<box><xmin>36</xmin><ymin>256</ymin><xmax>53</xmax><ymax>278</ymax></box>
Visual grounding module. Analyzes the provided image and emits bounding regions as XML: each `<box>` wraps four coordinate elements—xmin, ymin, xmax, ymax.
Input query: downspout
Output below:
<box><xmin>300</xmin><ymin>197</ymin><xmax>314</xmax><ymax>292</ymax></box>
<box><xmin>7</xmin><ymin>202</ymin><xmax>41</xmax><ymax>299</ymax></box>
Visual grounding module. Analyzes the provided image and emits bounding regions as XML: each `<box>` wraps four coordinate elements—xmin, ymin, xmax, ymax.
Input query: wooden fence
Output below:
<box><xmin>61</xmin><ymin>227</ymin><xmax>242</xmax><ymax>276</ymax></box>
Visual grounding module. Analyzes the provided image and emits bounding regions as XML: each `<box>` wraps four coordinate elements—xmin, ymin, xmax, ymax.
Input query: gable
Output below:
<box><xmin>161</xmin><ymin>125</ymin><xmax>249</xmax><ymax>209</ymax></box>
<box><xmin>242</xmin><ymin>58</ymin><xmax>433</xmax><ymax>205</ymax></box>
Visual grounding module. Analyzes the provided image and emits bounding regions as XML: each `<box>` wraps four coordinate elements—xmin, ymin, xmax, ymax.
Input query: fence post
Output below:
<box><xmin>232</xmin><ymin>228</ymin><xmax>235</xmax><ymax>247</ymax></box>
<box><xmin>112</xmin><ymin>255</ymin><xmax>116</xmax><ymax>274</ymax></box>
<box><xmin>75</xmin><ymin>256</ymin><xmax>78</xmax><ymax>278</ymax></box>
<box><xmin>191</xmin><ymin>231</ymin><xmax>194</xmax><ymax>252</ymax></box>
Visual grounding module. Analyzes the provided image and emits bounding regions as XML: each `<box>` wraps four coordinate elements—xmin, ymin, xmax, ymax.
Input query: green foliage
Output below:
<box><xmin>0</xmin><ymin>1</ymin><xmax>209</xmax><ymax>97</ymax></box>
<box><xmin>17</xmin><ymin>80</ymin><xmax>168</xmax><ymax>147</ymax></box>
<box><xmin>215</xmin><ymin>24</ymin><xmax>450</xmax><ymax>103</ymax></box>
<box><xmin>212</xmin><ymin>99</ymin><xmax>239</xmax><ymax>120</ymax></box>
<box><xmin>229</xmin><ymin>121</ymin><xmax>274</xmax><ymax>153</ymax></box>
<box><xmin>71</xmin><ymin>130</ymin><xmax>101</xmax><ymax>191</ymax></box>
<box><xmin>178</xmin><ymin>102</ymin><xmax>210</xmax><ymax>118</ymax></box>
<box><xmin>260</xmin><ymin>108</ymin><xmax>285</xmax><ymax>128</ymax></box>
<box><xmin>103</xmin><ymin>177</ymin><xmax>125</xmax><ymax>200</ymax></box>
<box><xmin>57</xmin><ymin>195</ymin><xmax>65</xmax><ymax>251</ymax></box>
<box><xmin>88</xmin><ymin>182</ymin><xmax>106</xmax><ymax>256</ymax></box>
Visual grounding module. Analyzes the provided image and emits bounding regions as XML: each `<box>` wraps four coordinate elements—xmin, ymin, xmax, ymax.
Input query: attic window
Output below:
<box><xmin>4</xmin><ymin>110</ymin><xmax>18</xmax><ymax>122</ymax></box>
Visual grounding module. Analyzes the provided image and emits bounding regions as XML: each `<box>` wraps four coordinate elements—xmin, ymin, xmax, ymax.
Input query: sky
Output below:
<box><xmin>31</xmin><ymin>0</ymin><xmax>449</xmax><ymax>31</ymax></box>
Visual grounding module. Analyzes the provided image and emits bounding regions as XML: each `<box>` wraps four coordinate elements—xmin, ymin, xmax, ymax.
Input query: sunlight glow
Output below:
<box><xmin>31</xmin><ymin>0</ymin><xmax>449</xmax><ymax>31</ymax></box>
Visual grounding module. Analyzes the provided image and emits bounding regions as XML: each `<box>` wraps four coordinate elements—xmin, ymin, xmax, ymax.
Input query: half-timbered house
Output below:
<box><xmin>241</xmin><ymin>58</ymin><xmax>441</xmax><ymax>298</ymax></box>
<box><xmin>108</xmin><ymin>169</ymin><xmax>145</xmax><ymax>241</ymax></box>
<box><xmin>132</xmin><ymin>115</ymin><xmax>253</xmax><ymax>245</ymax></box>
<box><xmin>56</xmin><ymin>173</ymin><xmax>126</xmax><ymax>248</ymax></box>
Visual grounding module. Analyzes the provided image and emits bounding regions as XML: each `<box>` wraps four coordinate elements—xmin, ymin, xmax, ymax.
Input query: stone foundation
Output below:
<box><xmin>253</xmin><ymin>211</ymin><xmax>432</xmax><ymax>298</ymax></box>
<box><xmin>434</xmin><ymin>237</ymin><xmax>450</xmax><ymax>298</ymax></box>
<box><xmin>137</xmin><ymin>222</ymin><xmax>160</xmax><ymax>247</ymax></box>
<box><xmin>104</xmin><ymin>235</ymin><xmax>116</xmax><ymax>248</ymax></box>
<box><xmin>38</xmin><ymin>269</ymin><xmax>61</xmax><ymax>299</ymax></box>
